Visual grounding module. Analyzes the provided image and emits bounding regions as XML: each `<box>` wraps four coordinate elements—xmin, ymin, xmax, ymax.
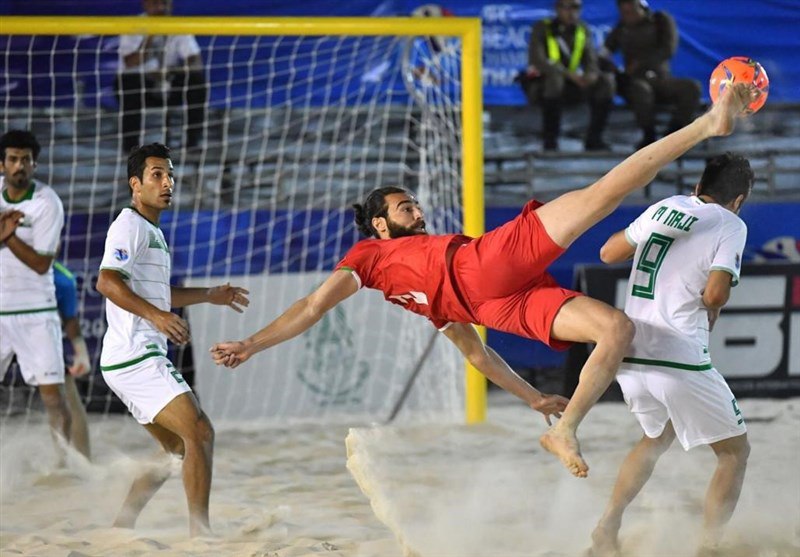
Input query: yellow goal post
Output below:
<box><xmin>2</xmin><ymin>15</ymin><xmax>487</xmax><ymax>424</ymax></box>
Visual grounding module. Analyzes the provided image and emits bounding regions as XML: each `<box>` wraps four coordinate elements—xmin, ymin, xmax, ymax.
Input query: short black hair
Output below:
<box><xmin>127</xmin><ymin>143</ymin><xmax>172</xmax><ymax>182</ymax></box>
<box><xmin>353</xmin><ymin>186</ymin><xmax>409</xmax><ymax>238</ymax></box>
<box><xmin>697</xmin><ymin>152</ymin><xmax>754</xmax><ymax>205</ymax></box>
<box><xmin>0</xmin><ymin>130</ymin><xmax>41</xmax><ymax>161</ymax></box>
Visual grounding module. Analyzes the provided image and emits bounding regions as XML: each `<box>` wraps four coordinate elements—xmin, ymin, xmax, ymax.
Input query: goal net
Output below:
<box><xmin>0</xmin><ymin>17</ymin><xmax>484</xmax><ymax>424</ymax></box>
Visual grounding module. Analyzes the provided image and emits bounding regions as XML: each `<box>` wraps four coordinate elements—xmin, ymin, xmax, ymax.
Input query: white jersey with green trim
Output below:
<box><xmin>99</xmin><ymin>208</ymin><xmax>172</xmax><ymax>371</ymax></box>
<box><xmin>622</xmin><ymin>195</ymin><xmax>747</xmax><ymax>370</ymax></box>
<box><xmin>0</xmin><ymin>179</ymin><xmax>64</xmax><ymax>314</ymax></box>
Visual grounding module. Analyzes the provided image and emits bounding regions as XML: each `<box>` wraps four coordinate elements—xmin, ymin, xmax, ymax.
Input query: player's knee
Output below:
<box><xmin>730</xmin><ymin>435</ymin><xmax>751</xmax><ymax>465</ymax></box>
<box><xmin>713</xmin><ymin>434</ymin><xmax>750</xmax><ymax>467</ymax></box>
<box><xmin>607</xmin><ymin>310</ymin><xmax>635</xmax><ymax>347</ymax></box>
<box><xmin>38</xmin><ymin>385</ymin><xmax>66</xmax><ymax>410</ymax></box>
<box><xmin>191</xmin><ymin>414</ymin><xmax>215</xmax><ymax>449</ymax></box>
<box><xmin>163</xmin><ymin>437</ymin><xmax>186</xmax><ymax>458</ymax></box>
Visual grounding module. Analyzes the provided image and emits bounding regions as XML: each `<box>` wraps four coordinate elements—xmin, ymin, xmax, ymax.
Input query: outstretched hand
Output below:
<box><xmin>152</xmin><ymin>310</ymin><xmax>191</xmax><ymax>345</ymax></box>
<box><xmin>210</xmin><ymin>340</ymin><xmax>251</xmax><ymax>369</ymax></box>
<box><xmin>208</xmin><ymin>283</ymin><xmax>250</xmax><ymax>313</ymax></box>
<box><xmin>530</xmin><ymin>393</ymin><xmax>570</xmax><ymax>426</ymax></box>
<box><xmin>706</xmin><ymin>82</ymin><xmax>762</xmax><ymax>137</ymax></box>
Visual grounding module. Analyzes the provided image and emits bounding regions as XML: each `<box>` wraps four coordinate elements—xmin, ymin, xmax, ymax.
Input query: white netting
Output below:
<box><xmin>1</xmin><ymin>26</ymin><xmax>467</xmax><ymax>423</ymax></box>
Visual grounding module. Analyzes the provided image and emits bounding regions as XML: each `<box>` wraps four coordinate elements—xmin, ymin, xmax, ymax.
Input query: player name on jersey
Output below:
<box><xmin>651</xmin><ymin>205</ymin><xmax>699</xmax><ymax>232</ymax></box>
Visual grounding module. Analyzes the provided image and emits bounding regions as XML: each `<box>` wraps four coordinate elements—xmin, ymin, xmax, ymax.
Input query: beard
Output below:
<box><xmin>386</xmin><ymin>218</ymin><xmax>427</xmax><ymax>239</ymax></box>
<box><xmin>5</xmin><ymin>171</ymin><xmax>30</xmax><ymax>190</ymax></box>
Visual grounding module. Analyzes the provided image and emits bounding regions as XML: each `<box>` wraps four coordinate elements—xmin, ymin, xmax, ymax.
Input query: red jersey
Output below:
<box><xmin>335</xmin><ymin>234</ymin><xmax>474</xmax><ymax>329</ymax></box>
<box><xmin>336</xmin><ymin>200</ymin><xmax>581</xmax><ymax>349</ymax></box>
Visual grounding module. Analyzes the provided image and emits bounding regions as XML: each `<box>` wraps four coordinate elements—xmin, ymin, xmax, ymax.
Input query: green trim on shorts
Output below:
<box><xmin>145</xmin><ymin>343</ymin><xmax>159</xmax><ymax>350</ymax></box>
<box><xmin>0</xmin><ymin>306</ymin><xmax>58</xmax><ymax>316</ymax></box>
<box><xmin>101</xmin><ymin>351</ymin><xmax>165</xmax><ymax>372</ymax></box>
<box><xmin>622</xmin><ymin>357</ymin><xmax>713</xmax><ymax>371</ymax></box>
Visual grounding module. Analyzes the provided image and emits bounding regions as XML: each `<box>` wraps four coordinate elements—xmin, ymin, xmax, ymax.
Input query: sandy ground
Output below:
<box><xmin>1</xmin><ymin>393</ymin><xmax>798</xmax><ymax>557</ymax></box>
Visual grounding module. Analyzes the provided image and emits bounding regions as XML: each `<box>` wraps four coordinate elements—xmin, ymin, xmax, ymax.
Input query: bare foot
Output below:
<box><xmin>190</xmin><ymin>520</ymin><xmax>214</xmax><ymax>539</ymax></box>
<box><xmin>590</xmin><ymin>521</ymin><xmax>621</xmax><ymax>557</ymax></box>
<box><xmin>706</xmin><ymin>82</ymin><xmax>759</xmax><ymax>137</ymax></box>
<box><xmin>540</xmin><ymin>426</ymin><xmax>589</xmax><ymax>477</ymax></box>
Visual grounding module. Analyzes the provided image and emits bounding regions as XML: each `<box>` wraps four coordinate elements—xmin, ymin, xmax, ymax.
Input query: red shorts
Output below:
<box><xmin>450</xmin><ymin>200</ymin><xmax>581</xmax><ymax>350</ymax></box>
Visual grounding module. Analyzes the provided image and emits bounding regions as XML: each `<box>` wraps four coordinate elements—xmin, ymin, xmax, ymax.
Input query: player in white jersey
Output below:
<box><xmin>590</xmin><ymin>153</ymin><xmax>754</xmax><ymax>556</ymax></box>
<box><xmin>0</xmin><ymin>130</ymin><xmax>79</xmax><ymax>461</ymax></box>
<box><xmin>96</xmin><ymin>143</ymin><xmax>249</xmax><ymax>537</ymax></box>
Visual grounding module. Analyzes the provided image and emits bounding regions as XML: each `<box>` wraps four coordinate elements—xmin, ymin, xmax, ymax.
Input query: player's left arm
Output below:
<box><xmin>600</xmin><ymin>229</ymin><xmax>636</xmax><ymax>264</ymax></box>
<box><xmin>442</xmin><ymin>323</ymin><xmax>569</xmax><ymax>424</ymax></box>
<box><xmin>4</xmin><ymin>194</ymin><xmax>63</xmax><ymax>275</ymax></box>
<box><xmin>171</xmin><ymin>283</ymin><xmax>250</xmax><ymax>313</ymax></box>
<box><xmin>703</xmin><ymin>270</ymin><xmax>735</xmax><ymax>332</ymax></box>
<box><xmin>703</xmin><ymin>218</ymin><xmax>747</xmax><ymax>329</ymax></box>
<box><xmin>4</xmin><ymin>232</ymin><xmax>54</xmax><ymax>274</ymax></box>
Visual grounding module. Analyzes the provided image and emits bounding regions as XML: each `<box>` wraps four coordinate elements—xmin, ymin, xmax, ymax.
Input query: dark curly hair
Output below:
<box><xmin>353</xmin><ymin>186</ymin><xmax>409</xmax><ymax>238</ymax></box>
<box><xmin>0</xmin><ymin>130</ymin><xmax>41</xmax><ymax>161</ymax></box>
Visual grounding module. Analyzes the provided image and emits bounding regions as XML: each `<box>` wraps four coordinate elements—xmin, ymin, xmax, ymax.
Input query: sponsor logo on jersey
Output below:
<box><xmin>388</xmin><ymin>291</ymin><xmax>429</xmax><ymax>306</ymax></box>
<box><xmin>114</xmin><ymin>248</ymin><xmax>129</xmax><ymax>262</ymax></box>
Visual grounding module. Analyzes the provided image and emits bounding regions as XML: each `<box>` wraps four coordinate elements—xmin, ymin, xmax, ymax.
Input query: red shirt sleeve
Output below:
<box><xmin>335</xmin><ymin>240</ymin><xmax>380</xmax><ymax>289</ymax></box>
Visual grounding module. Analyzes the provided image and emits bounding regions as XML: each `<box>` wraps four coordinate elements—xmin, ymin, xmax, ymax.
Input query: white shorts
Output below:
<box><xmin>0</xmin><ymin>312</ymin><xmax>64</xmax><ymax>386</ymax></box>
<box><xmin>102</xmin><ymin>354</ymin><xmax>192</xmax><ymax>424</ymax></box>
<box><xmin>616</xmin><ymin>365</ymin><xmax>746</xmax><ymax>451</ymax></box>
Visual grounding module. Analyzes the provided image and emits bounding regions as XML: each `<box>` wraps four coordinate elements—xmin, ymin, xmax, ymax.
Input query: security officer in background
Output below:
<box><xmin>605</xmin><ymin>0</ymin><xmax>701</xmax><ymax>149</ymax></box>
<box><xmin>524</xmin><ymin>0</ymin><xmax>614</xmax><ymax>151</ymax></box>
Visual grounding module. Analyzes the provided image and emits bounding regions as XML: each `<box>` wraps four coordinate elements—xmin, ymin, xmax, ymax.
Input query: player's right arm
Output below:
<box><xmin>96</xmin><ymin>269</ymin><xmax>190</xmax><ymax>345</ymax></box>
<box><xmin>210</xmin><ymin>269</ymin><xmax>359</xmax><ymax>369</ymax></box>
<box><xmin>0</xmin><ymin>209</ymin><xmax>24</xmax><ymax>243</ymax></box>
<box><xmin>443</xmin><ymin>322</ymin><xmax>569</xmax><ymax>424</ymax></box>
<box><xmin>600</xmin><ymin>229</ymin><xmax>636</xmax><ymax>263</ymax></box>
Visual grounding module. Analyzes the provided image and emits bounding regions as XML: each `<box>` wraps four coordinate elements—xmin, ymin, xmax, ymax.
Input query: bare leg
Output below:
<box><xmin>151</xmin><ymin>392</ymin><xmax>215</xmax><ymax>537</ymax></box>
<box><xmin>540</xmin><ymin>297</ymin><xmax>634</xmax><ymax>477</ymax></box>
<box><xmin>38</xmin><ymin>383</ymin><xmax>71</xmax><ymax>464</ymax></box>
<box><xmin>591</xmin><ymin>424</ymin><xmax>675</xmax><ymax>556</ymax></box>
<box><xmin>700</xmin><ymin>433</ymin><xmax>750</xmax><ymax>552</ymax></box>
<box><xmin>64</xmin><ymin>375</ymin><xmax>91</xmax><ymax>460</ymax></box>
<box><xmin>534</xmin><ymin>83</ymin><xmax>754</xmax><ymax>250</ymax></box>
<box><xmin>114</xmin><ymin>422</ymin><xmax>182</xmax><ymax>529</ymax></box>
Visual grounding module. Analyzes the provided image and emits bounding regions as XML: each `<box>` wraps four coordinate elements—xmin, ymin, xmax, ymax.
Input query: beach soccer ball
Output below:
<box><xmin>709</xmin><ymin>56</ymin><xmax>769</xmax><ymax>113</ymax></box>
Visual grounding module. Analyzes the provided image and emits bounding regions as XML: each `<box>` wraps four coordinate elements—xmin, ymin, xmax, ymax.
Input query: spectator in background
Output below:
<box><xmin>115</xmin><ymin>0</ymin><xmax>208</xmax><ymax>153</ymax></box>
<box><xmin>524</xmin><ymin>0</ymin><xmax>614</xmax><ymax>151</ymax></box>
<box><xmin>54</xmin><ymin>261</ymin><xmax>92</xmax><ymax>460</ymax></box>
<box><xmin>605</xmin><ymin>0</ymin><xmax>701</xmax><ymax>149</ymax></box>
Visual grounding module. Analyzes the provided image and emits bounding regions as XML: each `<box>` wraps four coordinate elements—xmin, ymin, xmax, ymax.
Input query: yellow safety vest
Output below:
<box><xmin>544</xmin><ymin>19</ymin><xmax>586</xmax><ymax>72</ymax></box>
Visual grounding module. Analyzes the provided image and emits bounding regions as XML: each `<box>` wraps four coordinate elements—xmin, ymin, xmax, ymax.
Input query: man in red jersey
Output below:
<box><xmin>211</xmin><ymin>84</ymin><xmax>757</xmax><ymax>478</ymax></box>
